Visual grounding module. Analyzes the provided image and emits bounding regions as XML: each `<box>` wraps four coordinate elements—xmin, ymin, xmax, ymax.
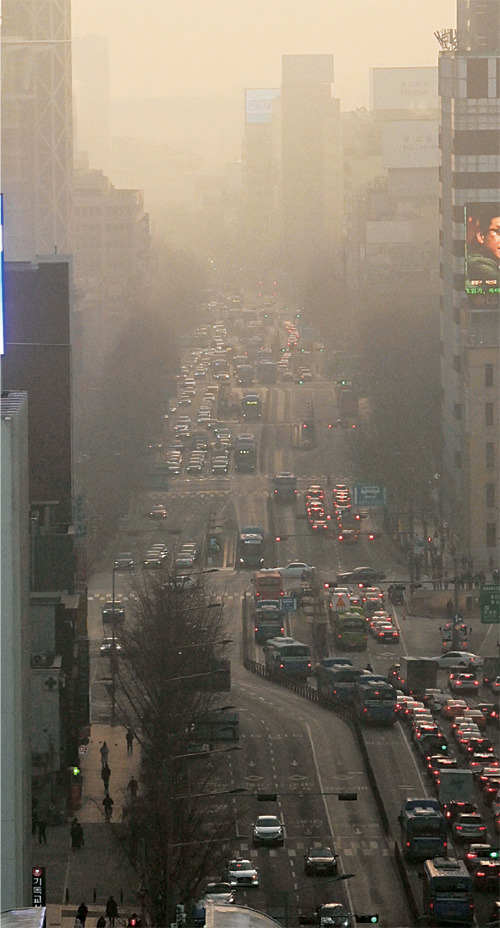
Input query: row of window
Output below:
<box><xmin>466</xmin><ymin>58</ymin><xmax>500</xmax><ymax>100</ymax></box>
<box><xmin>454</xmin><ymin>442</ymin><xmax>495</xmax><ymax>468</ymax></box>
<box><xmin>453</xmin><ymin>401</ymin><xmax>495</xmax><ymax>425</ymax></box>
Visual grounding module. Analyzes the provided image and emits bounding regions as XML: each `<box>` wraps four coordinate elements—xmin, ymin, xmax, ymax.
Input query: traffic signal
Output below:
<box><xmin>356</xmin><ymin>917</ymin><xmax>379</xmax><ymax>924</ymax></box>
<box><xmin>257</xmin><ymin>793</ymin><xmax>278</xmax><ymax>802</ymax></box>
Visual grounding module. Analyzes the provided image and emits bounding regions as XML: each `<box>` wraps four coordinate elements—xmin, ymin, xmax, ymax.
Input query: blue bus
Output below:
<box><xmin>399</xmin><ymin>798</ymin><xmax>447</xmax><ymax>861</ymax></box>
<box><xmin>264</xmin><ymin>637</ymin><xmax>312</xmax><ymax>679</ymax></box>
<box><xmin>316</xmin><ymin>663</ymin><xmax>367</xmax><ymax>706</ymax></box>
<box><xmin>353</xmin><ymin>678</ymin><xmax>397</xmax><ymax>725</ymax></box>
<box><xmin>422</xmin><ymin>858</ymin><xmax>474</xmax><ymax>926</ymax></box>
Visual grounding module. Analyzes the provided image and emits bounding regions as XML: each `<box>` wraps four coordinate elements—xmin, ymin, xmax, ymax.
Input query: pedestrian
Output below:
<box><xmin>101</xmin><ymin>762</ymin><xmax>111</xmax><ymax>792</ymax></box>
<box><xmin>70</xmin><ymin>817</ymin><xmax>84</xmax><ymax>851</ymax></box>
<box><xmin>106</xmin><ymin>895</ymin><xmax>118</xmax><ymax>927</ymax></box>
<box><xmin>127</xmin><ymin>775</ymin><xmax>138</xmax><ymax>799</ymax></box>
<box><xmin>126</xmin><ymin>727</ymin><xmax>134</xmax><ymax>754</ymax></box>
<box><xmin>100</xmin><ymin>741</ymin><xmax>109</xmax><ymax>768</ymax></box>
<box><xmin>37</xmin><ymin>815</ymin><xmax>47</xmax><ymax>845</ymax></box>
<box><xmin>77</xmin><ymin>903</ymin><xmax>88</xmax><ymax>927</ymax></box>
<box><xmin>103</xmin><ymin>792</ymin><xmax>114</xmax><ymax>821</ymax></box>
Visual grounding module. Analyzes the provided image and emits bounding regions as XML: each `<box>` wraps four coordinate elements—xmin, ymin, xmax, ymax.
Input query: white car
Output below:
<box><xmin>227</xmin><ymin>858</ymin><xmax>259</xmax><ymax>888</ymax></box>
<box><xmin>436</xmin><ymin>651</ymin><xmax>483</xmax><ymax>669</ymax></box>
<box><xmin>252</xmin><ymin>814</ymin><xmax>284</xmax><ymax>846</ymax></box>
<box><xmin>278</xmin><ymin>562</ymin><xmax>315</xmax><ymax>580</ymax></box>
<box><xmin>114</xmin><ymin>552</ymin><xmax>134</xmax><ymax>571</ymax></box>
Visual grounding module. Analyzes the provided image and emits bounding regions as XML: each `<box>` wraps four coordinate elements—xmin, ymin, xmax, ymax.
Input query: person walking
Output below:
<box><xmin>103</xmin><ymin>792</ymin><xmax>114</xmax><ymax>821</ymax></box>
<box><xmin>100</xmin><ymin>741</ymin><xmax>109</xmax><ymax>768</ymax></box>
<box><xmin>70</xmin><ymin>817</ymin><xmax>84</xmax><ymax>851</ymax></box>
<box><xmin>126</xmin><ymin>727</ymin><xmax>134</xmax><ymax>754</ymax></box>
<box><xmin>37</xmin><ymin>814</ymin><xmax>47</xmax><ymax>845</ymax></box>
<box><xmin>127</xmin><ymin>775</ymin><xmax>138</xmax><ymax>799</ymax></box>
<box><xmin>77</xmin><ymin>903</ymin><xmax>88</xmax><ymax>927</ymax></box>
<box><xmin>101</xmin><ymin>762</ymin><xmax>111</xmax><ymax>792</ymax></box>
<box><xmin>106</xmin><ymin>895</ymin><xmax>118</xmax><ymax>927</ymax></box>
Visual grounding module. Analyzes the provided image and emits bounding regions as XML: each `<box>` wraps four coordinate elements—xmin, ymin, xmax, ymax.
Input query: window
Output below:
<box><xmin>486</xmin><ymin>403</ymin><xmax>494</xmax><ymax>427</ymax></box>
<box><xmin>486</xmin><ymin>523</ymin><xmax>497</xmax><ymax>548</ymax></box>
<box><xmin>486</xmin><ymin>484</ymin><xmax>496</xmax><ymax>508</ymax></box>
<box><xmin>467</xmin><ymin>58</ymin><xmax>488</xmax><ymax>98</ymax></box>
<box><xmin>485</xmin><ymin>364</ymin><xmax>493</xmax><ymax>387</ymax></box>
<box><xmin>486</xmin><ymin>442</ymin><xmax>495</xmax><ymax>468</ymax></box>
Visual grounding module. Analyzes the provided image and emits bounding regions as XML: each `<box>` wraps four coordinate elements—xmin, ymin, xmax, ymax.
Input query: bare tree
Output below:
<box><xmin>111</xmin><ymin>568</ymin><xmax>240</xmax><ymax>923</ymax></box>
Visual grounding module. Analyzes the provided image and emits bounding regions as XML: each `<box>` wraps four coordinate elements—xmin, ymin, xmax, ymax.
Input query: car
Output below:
<box><xmin>441</xmin><ymin>699</ymin><xmax>469</xmax><ymax>719</ymax></box>
<box><xmin>375</xmin><ymin>624</ymin><xmax>400</xmax><ymax>643</ymax></box>
<box><xmin>449</xmin><ymin>672</ymin><xmax>480</xmax><ymax>694</ymax></box>
<box><xmin>469</xmin><ymin>754</ymin><xmax>499</xmax><ymax>775</ymax></box>
<box><xmin>278</xmin><ymin>562</ymin><xmax>314</xmax><ymax>580</ymax></box>
<box><xmin>475</xmin><ymin>702</ymin><xmax>498</xmax><ymax>724</ymax></box>
<box><xmin>436</xmin><ymin>651</ymin><xmax>483</xmax><ymax>669</ymax></box>
<box><xmin>317</xmin><ymin>902</ymin><xmax>351</xmax><ymax>928</ymax></box>
<box><xmin>465</xmin><ymin>843</ymin><xmax>499</xmax><ymax>871</ymax></box>
<box><xmin>472</xmin><ymin>858</ymin><xmax>500</xmax><ymax>890</ymax></box>
<box><xmin>482</xmin><ymin>778</ymin><xmax>500</xmax><ymax>804</ymax></box>
<box><xmin>304</xmin><ymin>846</ymin><xmax>338</xmax><ymax>876</ymax></box>
<box><xmin>452</xmin><ymin>812</ymin><xmax>488</xmax><ymax>841</ymax></box>
<box><xmin>491</xmin><ymin>676</ymin><xmax>500</xmax><ymax>693</ymax></box>
<box><xmin>175</xmin><ymin>551</ymin><xmax>195</xmax><ymax>569</ymax></box>
<box><xmin>442</xmin><ymin>800</ymin><xmax>479</xmax><ymax>822</ymax></box>
<box><xmin>211</xmin><ymin>456</ymin><xmax>229</xmax><ymax>475</ymax></box>
<box><xmin>227</xmin><ymin>859</ymin><xmax>259</xmax><ymax>888</ymax></box>
<box><xmin>199</xmin><ymin>882</ymin><xmax>235</xmax><ymax>903</ymax></box>
<box><xmin>100</xmin><ymin>637</ymin><xmax>122</xmax><ymax>654</ymax></box>
<box><xmin>142</xmin><ymin>556</ymin><xmax>165</xmax><ymax>570</ymax></box>
<box><xmin>423</xmin><ymin>689</ymin><xmax>447</xmax><ymax>711</ymax></box>
<box><xmin>114</xmin><ymin>552</ymin><xmax>134</xmax><ymax>571</ymax></box>
<box><xmin>336</xmin><ymin>566</ymin><xmax>386</xmax><ymax>585</ymax></box>
<box><xmin>464</xmin><ymin>738</ymin><xmax>495</xmax><ymax>757</ymax></box>
<box><xmin>306</xmin><ymin>485</ymin><xmax>325</xmax><ymax>501</ymax></box>
<box><xmin>186</xmin><ymin>459</ymin><xmax>204</xmax><ymax>474</ymax></box>
<box><xmin>149</xmin><ymin>504</ymin><xmax>167</xmax><ymax>519</ymax></box>
<box><xmin>149</xmin><ymin>543</ymin><xmax>168</xmax><ymax>554</ymax></box>
<box><xmin>252</xmin><ymin>814</ymin><xmax>284</xmax><ymax>846</ymax></box>
<box><xmin>102</xmin><ymin>602</ymin><xmax>125</xmax><ymax>623</ymax></box>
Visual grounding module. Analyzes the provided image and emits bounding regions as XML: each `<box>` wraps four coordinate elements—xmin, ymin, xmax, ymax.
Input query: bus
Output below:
<box><xmin>331</xmin><ymin>610</ymin><xmax>368</xmax><ymax>651</ymax></box>
<box><xmin>234</xmin><ymin>434</ymin><xmax>257</xmax><ymax>472</ymax></box>
<box><xmin>264</xmin><ymin>637</ymin><xmax>312</xmax><ymax>679</ymax></box>
<box><xmin>253</xmin><ymin>569</ymin><xmax>284</xmax><ymax>601</ymax></box>
<box><xmin>422</xmin><ymin>858</ymin><xmax>474</xmax><ymax>927</ymax></box>
<box><xmin>254</xmin><ymin>602</ymin><xmax>284</xmax><ymax>644</ymax></box>
<box><xmin>273</xmin><ymin>472</ymin><xmax>298</xmax><ymax>503</ymax></box>
<box><xmin>399</xmin><ymin>798</ymin><xmax>447</xmax><ymax>861</ymax></box>
<box><xmin>316</xmin><ymin>663</ymin><xmax>367</xmax><ymax>707</ymax></box>
<box><xmin>237</xmin><ymin>527</ymin><xmax>265</xmax><ymax>568</ymax></box>
<box><xmin>353</xmin><ymin>678</ymin><xmax>397</xmax><ymax>725</ymax></box>
<box><xmin>241</xmin><ymin>393</ymin><xmax>262</xmax><ymax>421</ymax></box>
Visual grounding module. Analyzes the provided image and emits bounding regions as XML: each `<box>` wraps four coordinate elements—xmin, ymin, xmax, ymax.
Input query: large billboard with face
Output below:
<box><xmin>465</xmin><ymin>202</ymin><xmax>500</xmax><ymax>295</ymax></box>
<box><xmin>245</xmin><ymin>88</ymin><xmax>280</xmax><ymax>124</ymax></box>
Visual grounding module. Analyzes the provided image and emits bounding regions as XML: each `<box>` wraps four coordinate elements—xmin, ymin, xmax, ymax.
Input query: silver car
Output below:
<box><xmin>252</xmin><ymin>814</ymin><xmax>284</xmax><ymax>847</ymax></box>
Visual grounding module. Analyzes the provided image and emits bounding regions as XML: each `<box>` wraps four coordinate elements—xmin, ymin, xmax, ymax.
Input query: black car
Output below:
<box><xmin>336</xmin><ymin>566</ymin><xmax>386</xmax><ymax>585</ymax></box>
<box><xmin>304</xmin><ymin>846</ymin><xmax>338</xmax><ymax>876</ymax></box>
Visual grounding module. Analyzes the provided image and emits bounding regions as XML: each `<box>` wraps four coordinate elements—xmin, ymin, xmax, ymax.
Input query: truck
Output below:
<box><xmin>237</xmin><ymin>526</ymin><xmax>265</xmax><ymax>568</ymax></box>
<box><xmin>482</xmin><ymin>656</ymin><xmax>500</xmax><ymax>688</ymax></box>
<box><xmin>438</xmin><ymin>769</ymin><xmax>474</xmax><ymax>813</ymax></box>
<box><xmin>398</xmin><ymin>656</ymin><xmax>438</xmax><ymax>698</ymax></box>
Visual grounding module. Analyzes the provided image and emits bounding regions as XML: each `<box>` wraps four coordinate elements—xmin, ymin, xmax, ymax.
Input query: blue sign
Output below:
<box><xmin>281</xmin><ymin>597</ymin><xmax>296</xmax><ymax>613</ymax></box>
<box><xmin>353</xmin><ymin>484</ymin><xmax>387</xmax><ymax>507</ymax></box>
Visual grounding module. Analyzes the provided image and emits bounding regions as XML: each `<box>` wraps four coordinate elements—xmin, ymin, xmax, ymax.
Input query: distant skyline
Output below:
<box><xmin>71</xmin><ymin>0</ymin><xmax>456</xmax><ymax>112</ymax></box>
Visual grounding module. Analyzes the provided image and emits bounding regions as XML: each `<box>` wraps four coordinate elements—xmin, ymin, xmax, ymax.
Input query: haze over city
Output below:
<box><xmin>72</xmin><ymin>0</ymin><xmax>456</xmax><ymax>110</ymax></box>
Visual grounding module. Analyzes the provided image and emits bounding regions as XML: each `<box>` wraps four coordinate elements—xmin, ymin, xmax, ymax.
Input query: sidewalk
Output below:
<box><xmin>32</xmin><ymin>723</ymin><xmax>142</xmax><ymax>928</ymax></box>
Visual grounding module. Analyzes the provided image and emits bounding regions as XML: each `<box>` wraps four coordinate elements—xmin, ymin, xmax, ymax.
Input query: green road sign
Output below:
<box><xmin>480</xmin><ymin>584</ymin><xmax>500</xmax><ymax>624</ymax></box>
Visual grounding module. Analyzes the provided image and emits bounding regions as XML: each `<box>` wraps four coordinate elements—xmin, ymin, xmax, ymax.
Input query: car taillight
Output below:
<box><xmin>456</xmin><ymin>825</ymin><xmax>463</xmax><ymax>830</ymax></box>
<box><xmin>476</xmin><ymin>871</ymin><xmax>485</xmax><ymax>877</ymax></box>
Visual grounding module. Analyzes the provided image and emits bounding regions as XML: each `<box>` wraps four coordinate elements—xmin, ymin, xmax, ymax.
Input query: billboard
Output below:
<box><xmin>370</xmin><ymin>67</ymin><xmax>438</xmax><ymax>111</ymax></box>
<box><xmin>465</xmin><ymin>202</ymin><xmax>500</xmax><ymax>295</ymax></box>
<box><xmin>245</xmin><ymin>88</ymin><xmax>280</xmax><ymax>124</ymax></box>
<box><xmin>381</xmin><ymin>120</ymin><xmax>438</xmax><ymax>169</ymax></box>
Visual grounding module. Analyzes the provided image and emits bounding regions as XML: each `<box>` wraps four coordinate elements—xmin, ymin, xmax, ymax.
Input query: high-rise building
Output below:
<box><xmin>1</xmin><ymin>0</ymin><xmax>74</xmax><ymax>261</ymax></box>
<box><xmin>72</xmin><ymin>34</ymin><xmax>111</xmax><ymax>173</ymax></box>
<box><xmin>1</xmin><ymin>392</ymin><xmax>32</xmax><ymax>907</ymax></box>
<box><xmin>438</xmin><ymin>0</ymin><xmax>500</xmax><ymax>568</ymax></box>
<box><xmin>280</xmin><ymin>55</ymin><xmax>342</xmax><ymax>266</ymax></box>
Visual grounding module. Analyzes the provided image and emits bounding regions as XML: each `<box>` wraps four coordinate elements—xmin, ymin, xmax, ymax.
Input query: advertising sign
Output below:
<box><xmin>370</xmin><ymin>67</ymin><xmax>438</xmax><ymax>111</ymax></box>
<box><xmin>245</xmin><ymin>88</ymin><xmax>280</xmax><ymax>124</ymax></box>
<box><xmin>32</xmin><ymin>867</ymin><xmax>46</xmax><ymax>906</ymax></box>
<box><xmin>465</xmin><ymin>202</ymin><xmax>500</xmax><ymax>295</ymax></box>
<box><xmin>381</xmin><ymin>120</ymin><xmax>438</xmax><ymax>169</ymax></box>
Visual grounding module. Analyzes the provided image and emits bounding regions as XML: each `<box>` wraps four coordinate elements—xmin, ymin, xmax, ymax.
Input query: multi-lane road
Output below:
<box><xmin>86</xmin><ymin>319</ymin><xmax>498</xmax><ymax>927</ymax></box>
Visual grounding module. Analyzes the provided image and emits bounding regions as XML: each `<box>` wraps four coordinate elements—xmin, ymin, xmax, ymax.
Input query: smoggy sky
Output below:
<box><xmin>71</xmin><ymin>0</ymin><xmax>456</xmax><ymax>111</ymax></box>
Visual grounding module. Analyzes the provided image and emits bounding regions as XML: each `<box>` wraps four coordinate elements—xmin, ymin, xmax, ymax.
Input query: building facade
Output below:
<box><xmin>438</xmin><ymin>0</ymin><xmax>500</xmax><ymax>568</ymax></box>
<box><xmin>1</xmin><ymin>392</ymin><xmax>32</xmax><ymax>907</ymax></box>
